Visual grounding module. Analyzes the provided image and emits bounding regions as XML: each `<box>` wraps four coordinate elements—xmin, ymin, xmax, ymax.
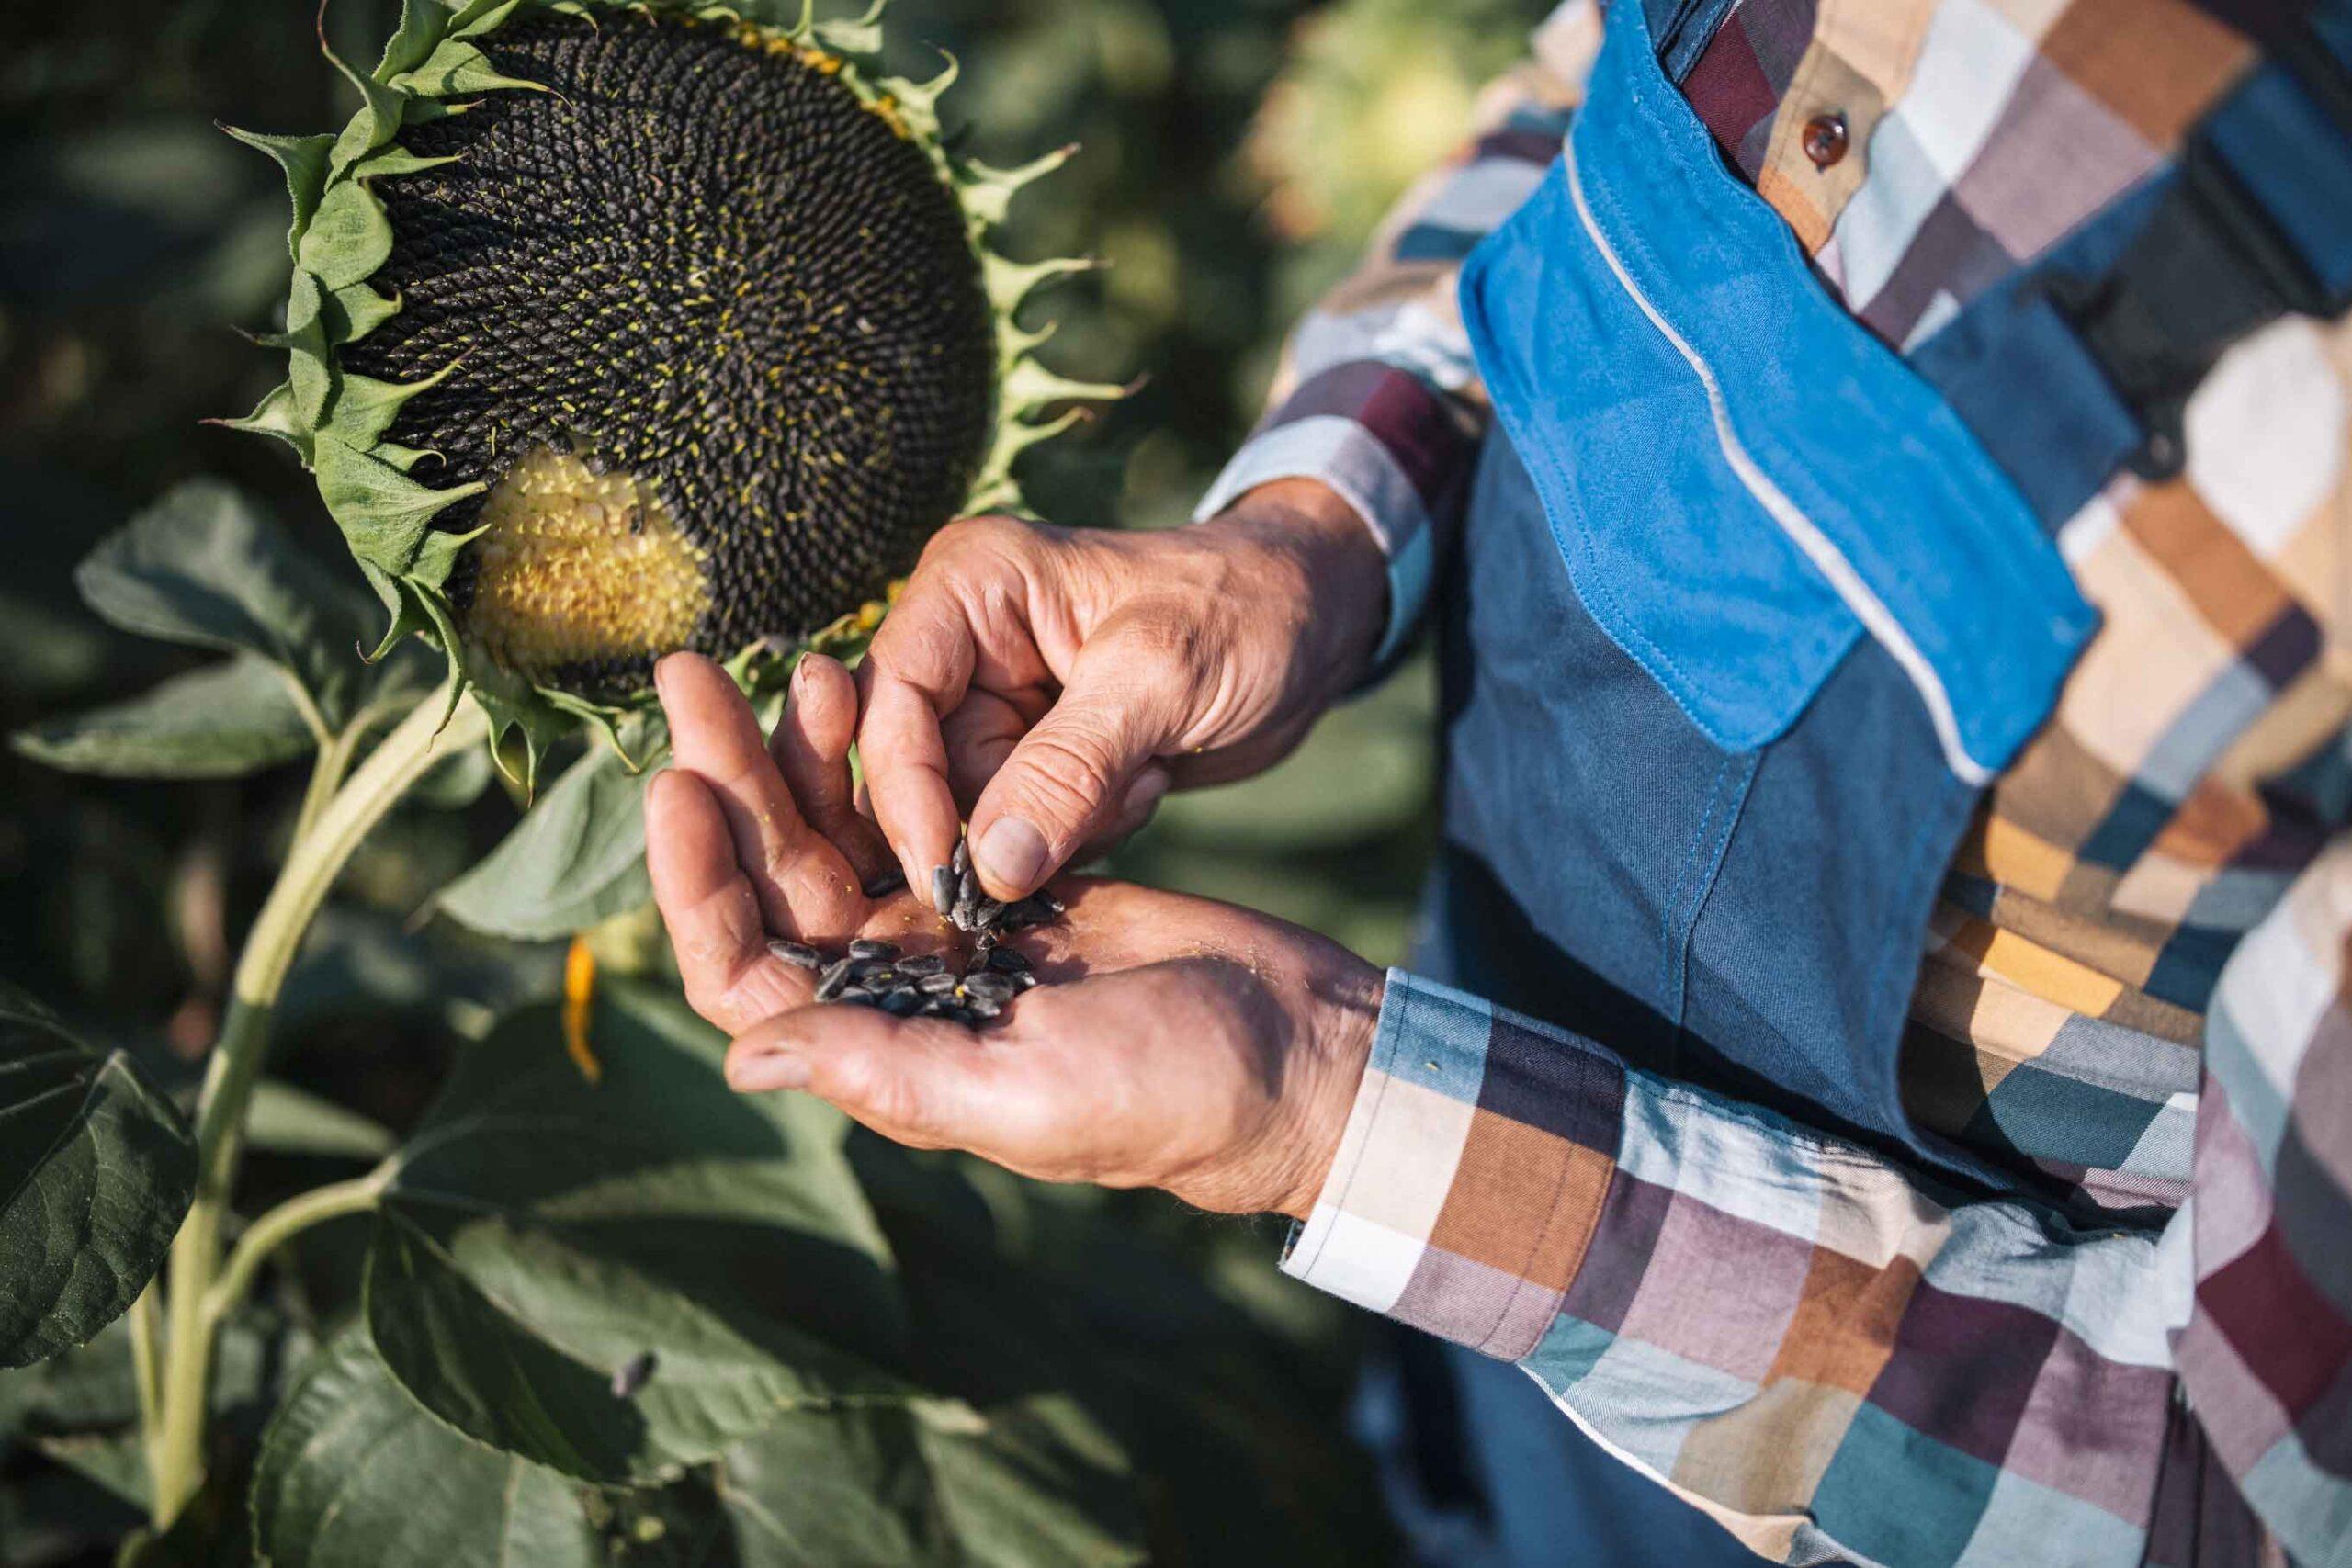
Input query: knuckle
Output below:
<box><xmin>927</xmin><ymin>513</ymin><xmax>1024</xmax><ymax>566</ymax></box>
<box><xmin>1006</xmin><ymin>732</ymin><xmax>1123</xmax><ymax>837</ymax></box>
<box><xmin>1110</xmin><ymin>605</ymin><xmax>1214</xmax><ymax>684</ymax></box>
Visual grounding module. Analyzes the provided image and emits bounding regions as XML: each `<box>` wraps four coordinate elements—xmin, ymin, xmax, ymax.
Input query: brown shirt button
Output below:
<box><xmin>1802</xmin><ymin>111</ymin><xmax>1849</xmax><ymax>170</ymax></box>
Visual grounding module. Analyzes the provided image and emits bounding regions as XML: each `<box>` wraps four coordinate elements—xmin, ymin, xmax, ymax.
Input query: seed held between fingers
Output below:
<box><xmin>767</xmin><ymin>830</ymin><xmax>1062</xmax><ymax>1031</ymax></box>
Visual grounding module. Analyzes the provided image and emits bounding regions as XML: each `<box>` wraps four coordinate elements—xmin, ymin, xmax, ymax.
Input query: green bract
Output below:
<box><xmin>228</xmin><ymin>0</ymin><xmax>1114</xmax><ymax>781</ymax></box>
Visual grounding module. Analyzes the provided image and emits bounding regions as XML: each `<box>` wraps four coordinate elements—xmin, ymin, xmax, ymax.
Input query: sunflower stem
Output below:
<box><xmin>288</xmin><ymin>693</ymin><xmax>402</xmax><ymax>842</ymax></box>
<box><xmin>150</xmin><ymin>692</ymin><xmax>485</xmax><ymax>1528</ymax></box>
<box><xmin>128</xmin><ymin>1281</ymin><xmax>164</xmax><ymax>1486</ymax></box>
<box><xmin>199</xmin><ymin>1168</ymin><xmax>391</xmax><ymax>1333</ymax></box>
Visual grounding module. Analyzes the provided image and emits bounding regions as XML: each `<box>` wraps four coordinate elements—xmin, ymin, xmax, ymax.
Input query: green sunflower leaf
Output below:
<box><xmin>325</xmin><ymin>279</ymin><xmax>401</xmax><ymax>344</ymax></box>
<box><xmin>327</xmin><ymin>366</ymin><xmax>461</xmax><ymax>451</ymax></box>
<box><xmin>6</xmin><ymin>1303</ymin><xmax>318</xmax><ymax>1517</ymax></box>
<box><xmin>311</xmin><ymin>434</ymin><xmax>485</xmax><ymax>580</ymax></box>
<box><xmin>10</xmin><ymin>655</ymin><xmax>320</xmax><ymax>778</ymax></box>
<box><xmin>73</xmin><ymin>479</ymin><xmax>376</xmax><ymax>729</ymax></box>
<box><xmin>722</xmin><ymin>1394</ymin><xmax>1144</xmax><ymax>1568</ymax></box>
<box><xmin>249</xmin><ymin>1328</ymin><xmax>1140</xmax><ymax>1568</ymax></box>
<box><xmin>361</xmin><ymin>980</ymin><xmax>911</xmax><ymax>1485</ymax></box>
<box><xmin>449</xmin><ymin>0</ymin><xmax>533</xmax><ymax>41</ymax></box>
<box><xmin>212</xmin><ymin>381</ymin><xmax>311</xmax><ymax>459</ymax></box>
<box><xmin>373</xmin><ymin>0</ymin><xmax>456</xmax><ymax>86</ymax></box>
<box><xmin>0</xmin><ymin>983</ymin><xmax>195</xmax><ymax>1369</ymax></box>
<box><xmin>243</xmin><ymin>1080</ymin><xmax>398</xmax><ymax>1163</ymax></box>
<box><xmin>283</xmin><ymin>272</ymin><xmax>334</xmax><ymax>424</ymax></box>
<box><xmin>435</xmin><ymin>738</ymin><xmax>653</xmax><ymax>940</ymax></box>
<box><xmin>249</xmin><ymin>1329</ymin><xmax>598</xmax><ymax>1568</ymax></box>
<box><xmin>393</xmin><ymin>38</ymin><xmax>550</xmax><ymax>98</ymax></box>
<box><xmin>217</xmin><ymin>127</ymin><xmax>336</xmax><ymax>261</ymax></box>
<box><xmin>297</xmin><ymin>180</ymin><xmax>395</xmax><ymax>292</ymax></box>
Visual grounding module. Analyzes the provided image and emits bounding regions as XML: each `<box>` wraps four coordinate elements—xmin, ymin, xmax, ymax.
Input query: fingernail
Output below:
<box><xmin>976</xmin><ymin>817</ymin><xmax>1048</xmax><ymax>893</ymax></box>
<box><xmin>729</xmin><ymin>1050</ymin><xmax>811</xmax><ymax>1093</ymax></box>
<box><xmin>1122</xmin><ymin>768</ymin><xmax>1170</xmax><ymax>817</ymax></box>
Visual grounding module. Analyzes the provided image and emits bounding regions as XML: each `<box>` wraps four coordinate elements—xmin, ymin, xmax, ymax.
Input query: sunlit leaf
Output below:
<box><xmin>10</xmin><ymin>655</ymin><xmax>317</xmax><ymax>778</ymax></box>
<box><xmin>73</xmin><ymin>479</ymin><xmax>376</xmax><ymax>728</ymax></box>
<box><xmin>435</xmin><ymin>740</ymin><xmax>652</xmax><ymax>941</ymax></box>
<box><xmin>363</xmin><ymin>980</ymin><xmax>909</xmax><ymax>1484</ymax></box>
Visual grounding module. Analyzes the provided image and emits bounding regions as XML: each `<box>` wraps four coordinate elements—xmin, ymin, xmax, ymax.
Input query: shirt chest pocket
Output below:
<box><xmin>1458</xmin><ymin>112</ymin><xmax>2095</xmax><ymax>779</ymax></box>
<box><xmin>1466</xmin><ymin>165</ymin><xmax>1864</xmax><ymax>754</ymax></box>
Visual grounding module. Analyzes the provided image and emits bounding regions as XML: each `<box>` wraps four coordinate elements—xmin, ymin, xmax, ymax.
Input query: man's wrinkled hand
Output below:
<box><xmin>856</xmin><ymin>479</ymin><xmax>1387</xmax><ymax>908</ymax></box>
<box><xmin>645</xmin><ymin>652</ymin><xmax>1380</xmax><ymax>1218</ymax></box>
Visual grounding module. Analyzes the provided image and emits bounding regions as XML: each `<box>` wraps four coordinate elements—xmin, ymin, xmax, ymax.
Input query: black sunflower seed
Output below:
<box><xmin>815</xmin><ymin>959</ymin><xmax>857</xmax><ymax>1001</ymax></box>
<box><xmin>917</xmin><ymin>971</ymin><xmax>960</xmax><ymax>995</ymax></box>
<box><xmin>848</xmin><ymin>939</ymin><xmax>899</xmax><ymax>960</ymax></box>
<box><xmin>897</xmin><ymin>953</ymin><xmax>948</xmax><ymax>976</ymax></box>
<box><xmin>767</xmin><ymin>940</ymin><xmax>822</xmax><ymax>970</ymax></box>
<box><xmin>990</xmin><ymin>897</ymin><xmax>1046</xmax><ymax>931</ymax></box>
<box><xmin>863</xmin><ymin>867</ymin><xmax>908</xmax><ymax>899</ymax></box>
<box><xmin>986</xmin><ymin>946</ymin><xmax>1030</xmax><ymax>973</ymax></box>
<box><xmin>931</xmin><ymin>865</ymin><xmax>957</xmax><ymax>915</ymax></box>
<box><xmin>963</xmin><ymin>971</ymin><xmax>1015</xmax><ymax>1003</ymax></box>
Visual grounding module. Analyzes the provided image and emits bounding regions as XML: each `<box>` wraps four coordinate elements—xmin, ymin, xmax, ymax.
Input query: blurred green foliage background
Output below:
<box><xmin>0</xmin><ymin>0</ymin><xmax>1546</xmax><ymax>1558</ymax></box>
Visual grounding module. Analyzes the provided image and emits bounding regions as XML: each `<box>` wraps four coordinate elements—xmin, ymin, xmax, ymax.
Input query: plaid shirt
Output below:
<box><xmin>1200</xmin><ymin>1</ymin><xmax>2352</xmax><ymax>1562</ymax></box>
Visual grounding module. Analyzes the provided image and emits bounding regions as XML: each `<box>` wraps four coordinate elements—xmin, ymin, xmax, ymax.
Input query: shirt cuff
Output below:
<box><xmin>1192</xmin><ymin>363</ymin><xmax>1477</xmax><ymax>672</ymax></box>
<box><xmin>1281</xmin><ymin>970</ymin><xmax>1626</xmax><ymax>1361</ymax></box>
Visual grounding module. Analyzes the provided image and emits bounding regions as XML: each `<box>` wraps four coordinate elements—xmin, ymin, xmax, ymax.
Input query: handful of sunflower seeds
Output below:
<box><xmin>766</xmin><ymin>837</ymin><xmax>1063</xmax><ymax>1027</ymax></box>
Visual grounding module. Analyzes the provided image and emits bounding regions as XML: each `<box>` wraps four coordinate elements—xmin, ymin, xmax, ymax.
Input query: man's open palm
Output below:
<box><xmin>643</xmin><ymin>652</ymin><xmax>1378</xmax><ymax>1217</ymax></box>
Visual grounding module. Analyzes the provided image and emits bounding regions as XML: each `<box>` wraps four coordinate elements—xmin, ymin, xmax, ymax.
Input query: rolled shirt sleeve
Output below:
<box><xmin>1286</xmin><ymin>930</ymin><xmax>2352</xmax><ymax>1567</ymax></box>
<box><xmin>1193</xmin><ymin>5</ymin><xmax>1598</xmax><ymax>670</ymax></box>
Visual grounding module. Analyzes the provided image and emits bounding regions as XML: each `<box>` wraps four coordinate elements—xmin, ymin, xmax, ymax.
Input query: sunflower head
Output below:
<box><xmin>227</xmin><ymin>0</ymin><xmax>1114</xmax><ymax>774</ymax></box>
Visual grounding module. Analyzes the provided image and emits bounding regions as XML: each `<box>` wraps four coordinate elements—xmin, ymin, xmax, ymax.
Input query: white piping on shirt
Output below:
<box><xmin>1562</xmin><ymin>136</ymin><xmax>1996</xmax><ymax>787</ymax></box>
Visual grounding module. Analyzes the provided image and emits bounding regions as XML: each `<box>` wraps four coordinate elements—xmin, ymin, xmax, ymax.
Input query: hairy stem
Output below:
<box><xmin>150</xmin><ymin>693</ymin><xmax>485</xmax><ymax>1527</ymax></box>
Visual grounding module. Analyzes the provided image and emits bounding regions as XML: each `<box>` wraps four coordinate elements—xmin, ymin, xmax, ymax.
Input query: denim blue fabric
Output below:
<box><xmin>1457</xmin><ymin>0</ymin><xmax>2095</xmax><ymax>775</ymax></box>
<box><xmin>1424</xmin><ymin>439</ymin><xmax>2013</xmax><ymax>1187</ymax></box>
<box><xmin>1424</xmin><ymin>0</ymin><xmax>2097</xmax><ymax>1179</ymax></box>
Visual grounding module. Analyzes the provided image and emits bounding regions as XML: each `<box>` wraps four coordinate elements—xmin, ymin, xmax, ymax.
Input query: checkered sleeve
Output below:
<box><xmin>1191</xmin><ymin>5</ymin><xmax>1597</xmax><ymax>671</ymax></box>
<box><xmin>2169</xmin><ymin>839</ymin><xmax>2352</xmax><ymax>1568</ymax></box>
<box><xmin>1291</xmin><ymin>946</ymin><xmax>2352</xmax><ymax>1566</ymax></box>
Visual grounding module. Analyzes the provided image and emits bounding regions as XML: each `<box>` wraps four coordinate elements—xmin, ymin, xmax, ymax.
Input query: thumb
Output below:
<box><xmin>725</xmin><ymin>1005</ymin><xmax>998</xmax><ymax>1152</ymax></box>
<box><xmin>966</xmin><ymin>659</ymin><xmax>1183</xmax><ymax>899</ymax></box>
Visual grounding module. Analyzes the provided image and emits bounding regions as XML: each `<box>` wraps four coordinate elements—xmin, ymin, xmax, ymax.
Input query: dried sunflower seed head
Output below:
<box><xmin>226</xmin><ymin>0</ymin><xmax>1120</xmax><ymax>782</ymax></box>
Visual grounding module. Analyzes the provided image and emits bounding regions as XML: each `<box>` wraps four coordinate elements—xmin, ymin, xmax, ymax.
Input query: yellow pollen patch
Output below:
<box><xmin>466</xmin><ymin>446</ymin><xmax>709</xmax><ymax>684</ymax></box>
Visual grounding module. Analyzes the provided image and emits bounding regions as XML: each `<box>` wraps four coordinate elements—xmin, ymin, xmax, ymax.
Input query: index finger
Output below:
<box><xmin>857</xmin><ymin>589</ymin><xmax>979</xmax><ymax>907</ymax></box>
